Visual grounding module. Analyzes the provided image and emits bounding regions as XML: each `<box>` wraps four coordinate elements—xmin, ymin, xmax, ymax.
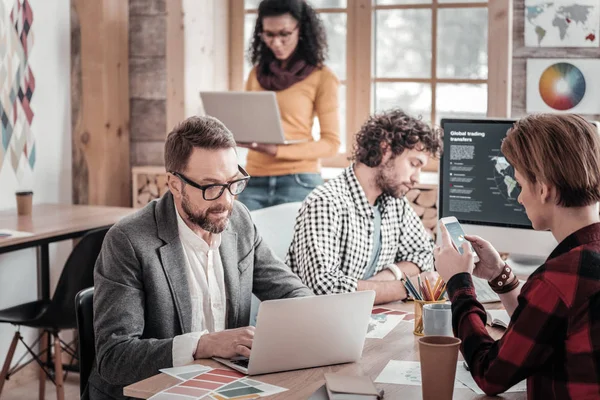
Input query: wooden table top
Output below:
<box><xmin>0</xmin><ymin>203</ymin><xmax>136</xmax><ymax>251</ymax></box>
<box><xmin>124</xmin><ymin>301</ymin><xmax>523</xmax><ymax>400</ymax></box>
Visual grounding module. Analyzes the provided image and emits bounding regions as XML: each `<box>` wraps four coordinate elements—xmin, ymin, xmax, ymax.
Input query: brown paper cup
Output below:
<box><xmin>418</xmin><ymin>336</ymin><xmax>461</xmax><ymax>400</ymax></box>
<box><xmin>16</xmin><ymin>191</ymin><xmax>33</xmax><ymax>216</ymax></box>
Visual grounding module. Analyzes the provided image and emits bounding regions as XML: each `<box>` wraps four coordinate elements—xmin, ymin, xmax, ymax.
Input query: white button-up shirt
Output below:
<box><xmin>172</xmin><ymin>204</ymin><xmax>227</xmax><ymax>366</ymax></box>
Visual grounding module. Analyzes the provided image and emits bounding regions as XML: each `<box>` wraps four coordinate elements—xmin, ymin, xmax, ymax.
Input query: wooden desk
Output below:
<box><xmin>0</xmin><ymin>203</ymin><xmax>135</xmax><ymax>300</ymax></box>
<box><xmin>124</xmin><ymin>302</ymin><xmax>524</xmax><ymax>400</ymax></box>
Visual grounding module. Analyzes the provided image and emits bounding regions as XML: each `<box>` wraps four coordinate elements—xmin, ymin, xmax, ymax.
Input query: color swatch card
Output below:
<box><xmin>149</xmin><ymin>368</ymin><xmax>287</xmax><ymax>400</ymax></box>
<box><xmin>160</xmin><ymin>365</ymin><xmax>213</xmax><ymax>381</ymax></box>
<box><xmin>366</xmin><ymin>308</ymin><xmax>414</xmax><ymax>339</ymax></box>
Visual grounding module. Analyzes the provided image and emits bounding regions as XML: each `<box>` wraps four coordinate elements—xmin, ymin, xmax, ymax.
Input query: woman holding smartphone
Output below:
<box><xmin>237</xmin><ymin>0</ymin><xmax>341</xmax><ymax>211</ymax></box>
<box><xmin>435</xmin><ymin>113</ymin><xmax>600</xmax><ymax>399</ymax></box>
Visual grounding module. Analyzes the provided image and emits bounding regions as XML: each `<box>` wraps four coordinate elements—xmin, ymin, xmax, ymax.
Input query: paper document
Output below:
<box><xmin>374</xmin><ymin>360</ymin><xmax>468</xmax><ymax>389</ymax></box>
<box><xmin>455</xmin><ymin>362</ymin><xmax>526</xmax><ymax>394</ymax></box>
<box><xmin>366</xmin><ymin>308</ymin><xmax>413</xmax><ymax>339</ymax></box>
<box><xmin>0</xmin><ymin>229</ymin><xmax>33</xmax><ymax>238</ymax></box>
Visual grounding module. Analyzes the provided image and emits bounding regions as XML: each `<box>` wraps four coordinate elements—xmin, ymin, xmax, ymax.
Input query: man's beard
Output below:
<box><xmin>181</xmin><ymin>189</ymin><xmax>232</xmax><ymax>234</ymax></box>
<box><xmin>375</xmin><ymin>157</ymin><xmax>405</xmax><ymax>199</ymax></box>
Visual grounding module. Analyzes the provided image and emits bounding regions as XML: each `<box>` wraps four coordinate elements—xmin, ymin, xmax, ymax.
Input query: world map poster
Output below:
<box><xmin>525</xmin><ymin>0</ymin><xmax>600</xmax><ymax>47</ymax></box>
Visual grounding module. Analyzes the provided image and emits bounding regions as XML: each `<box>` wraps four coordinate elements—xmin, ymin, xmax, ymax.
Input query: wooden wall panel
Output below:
<box><xmin>129</xmin><ymin>0</ymin><xmax>169</xmax><ymax>168</ymax></box>
<box><xmin>130</xmin><ymin>141</ymin><xmax>165</xmax><ymax>166</ymax></box>
<box><xmin>130</xmin><ymin>99</ymin><xmax>167</xmax><ymax>141</ymax></box>
<box><xmin>129</xmin><ymin>58</ymin><xmax>167</xmax><ymax>100</ymax></box>
<box><xmin>511</xmin><ymin>1</ymin><xmax>600</xmax><ymax>120</ymax></box>
<box><xmin>71</xmin><ymin>0</ymin><xmax>131</xmax><ymax>206</ymax></box>
<box><xmin>129</xmin><ymin>0</ymin><xmax>165</xmax><ymax>15</ymax></box>
<box><xmin>166</xmin><ymin>0</ymin><xmax>185</xmax><ymax>130</ymax></box>
<box><xmin>130</xmin><ymin>16</ymin><xmax>166</xmax><ymax>57</ymax></box>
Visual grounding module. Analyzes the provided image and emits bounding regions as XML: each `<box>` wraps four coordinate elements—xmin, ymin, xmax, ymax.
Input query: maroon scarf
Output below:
<box><xmin>256</xmin><ymin>58</ymin><xmax>316</xmax><ymax>91</ymax></box>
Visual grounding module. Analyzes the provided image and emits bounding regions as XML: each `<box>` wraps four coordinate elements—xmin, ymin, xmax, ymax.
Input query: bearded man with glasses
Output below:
<box><xmin>88</xmin><ymin>116</ymin><xmax>313</xmax><ymax>400</ymax></box>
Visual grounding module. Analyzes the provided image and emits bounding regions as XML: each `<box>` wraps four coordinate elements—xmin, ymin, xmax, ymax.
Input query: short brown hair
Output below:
<box><xmin>352</xmin><ymin>109</ymin><xmax>442</xmax><ymax>167</ymax></box>
<box><xmin>164</xmin><ymin>116</ymin><xmax>236</xmax><ymax>173</ymax></box>
<box><xmin>501</xmin><ymin>113</ymin><xmax>600</xmax><ymax>207</ymax></box>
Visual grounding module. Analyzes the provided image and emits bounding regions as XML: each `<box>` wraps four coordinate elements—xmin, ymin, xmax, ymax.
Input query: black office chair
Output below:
<box><xmin>0</xmin><ymin>227</ymin><xmax>108</xmax><ymax>400</ymax></box>
<box><xmin>75</xmin><ymin>288</ymin><xmax>94</xmax><ymax>400</ymax></box>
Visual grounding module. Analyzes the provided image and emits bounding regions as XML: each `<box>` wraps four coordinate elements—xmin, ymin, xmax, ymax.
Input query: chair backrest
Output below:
<box><xmin>250</xmin><ymin>202</ymin><xmax>302</xmax><ymax>260</ymax></box>
<box><xmin>75</xmin><ymin>287</ymin><xmax>94</xmax><ymax>399</ymax></box>
<box><xmin>48</xmin><ymin>227</ymin><xmax>108</xmax><ymax>329</ymax></box>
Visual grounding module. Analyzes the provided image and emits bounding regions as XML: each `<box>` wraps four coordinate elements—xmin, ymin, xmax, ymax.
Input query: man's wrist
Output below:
<box><xmin>384</xmin><ymin>264</ymin><xmax>404</xmax><ymax>281</ymax></box>
<box><xmin>194</xmin><ymin>332</ymin><xmax>213</xmax><ymax>359</ymax></box>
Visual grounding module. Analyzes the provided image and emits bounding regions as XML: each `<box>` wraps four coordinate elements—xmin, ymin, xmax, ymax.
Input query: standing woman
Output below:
<box><xmin>237</xmin><ymin>0</ymin><xmax>341</xmax><ymax>211</ymax></box>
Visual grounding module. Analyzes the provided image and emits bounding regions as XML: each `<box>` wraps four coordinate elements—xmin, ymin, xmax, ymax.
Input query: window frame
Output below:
<box><xmin>228</xmin><ymin>0</ymin><xmax>511</xmax><ymax>171</ymax></box>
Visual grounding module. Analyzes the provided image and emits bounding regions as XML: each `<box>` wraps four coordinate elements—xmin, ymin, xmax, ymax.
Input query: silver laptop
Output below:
<box><xmin>213</xmin><ymin>290</ymin><xmax>376</xmax><ymax>376</ymax></box>
<box><xmin>200</xmin><ymin>91</ymin><xmax>307</xmax><ymax>145</ymax></box>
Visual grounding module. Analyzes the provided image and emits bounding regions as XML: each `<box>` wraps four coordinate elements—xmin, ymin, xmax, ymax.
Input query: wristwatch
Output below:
<box><xmin>384</xmin><ymin>263</ymin><xmax>404</xmax><ymax>281</ymax></box>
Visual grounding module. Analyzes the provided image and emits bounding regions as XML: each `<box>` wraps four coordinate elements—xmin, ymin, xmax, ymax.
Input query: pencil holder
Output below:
<box><xmin>413</xmin><ymin>299</ymin><xmax>447</xmax><ymax>336</ymax></box>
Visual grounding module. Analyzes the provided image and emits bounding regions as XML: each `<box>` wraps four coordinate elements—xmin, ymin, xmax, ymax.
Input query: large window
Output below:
<box><xmin>230</xmin><ymin>0</ymin><xmax>510</xmax><ymax>170</ymax></box>
<box><xmin>373</xmin><ymin>1</ymin><xmax>488</xmax><ymax>124</ymax></box>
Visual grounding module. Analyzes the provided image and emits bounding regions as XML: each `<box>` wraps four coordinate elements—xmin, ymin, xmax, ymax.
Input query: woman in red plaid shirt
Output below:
<box><xmin>435</xmin><ymin>114</ymin><xmax>600</xmax><ymax>399</ymax></box>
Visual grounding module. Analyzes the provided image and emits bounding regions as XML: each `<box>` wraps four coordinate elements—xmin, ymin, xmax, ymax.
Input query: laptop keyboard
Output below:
<box><xmin>230</xmin><ymin>358</ymin><xmax>250</xmax><ymax>368</ymax></box>
<box><xmin>472</xmin><ymin>277</ymin><xmax>501</xmax><ymax>303</ymax></box>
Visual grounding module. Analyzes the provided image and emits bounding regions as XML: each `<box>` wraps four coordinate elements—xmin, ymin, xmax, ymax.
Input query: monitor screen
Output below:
<box><xmin>439</xmin><ymin>118</ymin><xmax>532</xmax><ymax>230</ymax></box>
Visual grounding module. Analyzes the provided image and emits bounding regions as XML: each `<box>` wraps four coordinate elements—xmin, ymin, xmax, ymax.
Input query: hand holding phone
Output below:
<box><xmin>438</xmin><ymin>217</ymin><xmax>479</xmax><ymax>263</ymax></box>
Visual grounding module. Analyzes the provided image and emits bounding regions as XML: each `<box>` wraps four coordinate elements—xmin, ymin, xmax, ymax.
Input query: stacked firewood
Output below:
<box><xmin>406</xmin><ymin>188</ymin><xmax>438</xmax><ymax>240</ymax></box>
<box><xmin>135</xmin><ymin>172</ymin><xmax>169</xmax><ymax>207</ymax></box>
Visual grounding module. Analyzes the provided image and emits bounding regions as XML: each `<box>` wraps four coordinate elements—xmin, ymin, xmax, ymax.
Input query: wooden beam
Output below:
<box><xmin>347</xmin><ymin>0</ymin><xmax>372</xmax><ymax>143</ymax></box>
<box><xmin>487</xmin><ymin>0</ymin><xmax>512</xmax><ymax>118</ymax></box>
<box><xmin>166</xmin><ymin>0</ymin><xmax>185</xmax><ymax>130</ymax></box>
<box><xmin>374</xmin><ymin>77</ymin><xmax>487</xmax><ymax>84</ymax></box>
<box><xmin>71</xmin><ymin>0</ymin><xmax>130</xmax><ymax>206</ymax></box>
<box><xmin>229</xmin><ymin>0</ymin><xmax>245</xmax><ymax>91</ymax></box>
<box><xmin>374</xmin><ymin>3</ymin><xmax>487</xmax><ymax>10</ymax></box>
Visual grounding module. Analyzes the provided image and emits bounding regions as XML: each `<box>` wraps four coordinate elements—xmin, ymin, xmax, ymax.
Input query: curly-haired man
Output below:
<box><xmin>286</xmin><ymin>109</ymin><xmax>443</xmax><ymax>304</ymax></box>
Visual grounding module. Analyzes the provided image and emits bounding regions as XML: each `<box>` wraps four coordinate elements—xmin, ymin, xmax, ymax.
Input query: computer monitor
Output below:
<box><xmin>438</xmin><ymin>118</ymin><xmax>558</xmax><ymax>268</ymax></box>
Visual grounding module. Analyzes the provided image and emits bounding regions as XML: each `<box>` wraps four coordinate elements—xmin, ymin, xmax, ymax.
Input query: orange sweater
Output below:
<box><xmin>244</xmin><ymin>65</ymin><xmax>341</xmax><ymax>177</ymax></box>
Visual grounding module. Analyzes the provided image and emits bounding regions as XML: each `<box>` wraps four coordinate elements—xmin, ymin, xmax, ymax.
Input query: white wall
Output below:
<box><xmin>0</xmin><ymin>0</ymin><xmax>71</xmax><ymax>370</ymax></box>
<box><xmin>182</xmin><ymin>0</ymin><xmax>229</xmax><ymax>118</ymax></box>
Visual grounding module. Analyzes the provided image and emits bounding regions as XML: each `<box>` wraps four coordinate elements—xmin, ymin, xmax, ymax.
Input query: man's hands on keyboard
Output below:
<box><xmin>194</xmin><ymin>327</ymin><xmax>255</xmax><ymax>359</ymax></box>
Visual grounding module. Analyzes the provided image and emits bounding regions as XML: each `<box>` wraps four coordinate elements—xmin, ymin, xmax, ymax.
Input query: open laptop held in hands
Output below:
<box><xmin>213</xmin><ymin>290</ymin><xmax>376</xmax><ymax>376</ymax></box>
<box><xmin>200</xmin><ymin>91</ymin><xmax>308</xmax><ymax>145</ymax></box>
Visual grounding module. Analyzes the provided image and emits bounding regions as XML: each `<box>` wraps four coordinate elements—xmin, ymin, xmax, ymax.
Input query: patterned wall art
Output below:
<box><xmin>0</xmin><ymin>0</ymin><xmax>35</xmax><ymax>180</ymax></box>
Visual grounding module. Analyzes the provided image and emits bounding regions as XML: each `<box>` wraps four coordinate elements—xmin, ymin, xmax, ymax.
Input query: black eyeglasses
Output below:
<box><xmin>170</xmin><ymin>166</ymin><xmax>251</xmax><ymax>201</ymax></box>
<box><xmin>260</xmin><ymin>24</ymin><xmax>299</xmax><ymax>44</ymax></box>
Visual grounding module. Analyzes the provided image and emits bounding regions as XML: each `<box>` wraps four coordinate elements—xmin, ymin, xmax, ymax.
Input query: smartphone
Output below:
<box><xmin>439</xmin><ymin>216</ymin><xmax>479</xmax><ymax>262</ymax></box>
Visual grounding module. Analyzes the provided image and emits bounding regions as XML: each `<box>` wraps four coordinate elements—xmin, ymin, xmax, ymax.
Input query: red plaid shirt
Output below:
<box><xmin>447</xmin><ymin>223</ymin><xmax>600</xmax><ymax>399</ymax></box>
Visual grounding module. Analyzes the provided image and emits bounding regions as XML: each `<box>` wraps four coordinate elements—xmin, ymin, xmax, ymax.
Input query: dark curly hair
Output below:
<box><xmin>248</xmin><ymin>0</ymin><xmax>327</xmax><ymax>73</ymax></box>
<box><xmin>352</xmin><ymin>110</ymin><xmax>443</xmax><ymax>167</ymax></box>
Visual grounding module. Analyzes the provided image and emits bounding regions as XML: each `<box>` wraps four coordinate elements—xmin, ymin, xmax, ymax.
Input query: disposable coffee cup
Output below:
<box><xmin>418</xmin><ymin>336</ymin><xmax>461</xmax><ymax>400</ymax></box>
<box><xmin>16</xmin><ymin>191</ymin><xmax>33</xmax><ymax>216</ymax></box>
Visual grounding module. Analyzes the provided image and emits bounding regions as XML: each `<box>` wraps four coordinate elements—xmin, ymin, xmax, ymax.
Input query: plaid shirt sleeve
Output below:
<box><xmin>394</xmin><ymin>199</ymin><xmax>434</xmax><ymax>271</ymax></box>
<box><xmin>287</xmin><ymin>197</ymin><xmax>359</xmax><ymax>295</ymax></box>
<box><xmin>447</xmin><ymin>272</ymin><xmax>568</xmax><ymax>396</ymax></box>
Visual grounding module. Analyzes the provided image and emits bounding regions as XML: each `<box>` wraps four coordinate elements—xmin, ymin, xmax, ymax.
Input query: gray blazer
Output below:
<box><xmin>88</xmin><ymin>192</ymin><xmax>313</xmax><ymax>399</ymax></box>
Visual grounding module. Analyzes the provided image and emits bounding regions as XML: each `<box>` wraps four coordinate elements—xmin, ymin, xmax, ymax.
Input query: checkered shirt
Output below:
<box><xmin>286</xmin><ymin>165</ymin><xmax>434</xmax><ymax>295</ymax></box>
<box><xmin>447</xmin><ymin>222</ymin><xmax>600</xmax><ymax>399</ymax></box>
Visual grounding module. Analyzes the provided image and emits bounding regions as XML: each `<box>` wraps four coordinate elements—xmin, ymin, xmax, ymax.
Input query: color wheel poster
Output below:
<box><xmin>527</xmin><ymin>58</ymin><xmax>600</xmax><ymax>114</ymax></box>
